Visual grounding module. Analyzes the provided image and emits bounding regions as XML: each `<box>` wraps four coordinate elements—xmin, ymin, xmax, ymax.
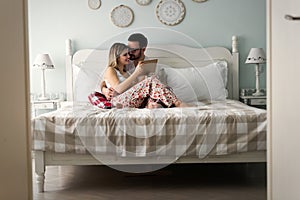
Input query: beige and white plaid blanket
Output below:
<box><xmin>32</xmin><ymin>100</ymin><xmax>266</xmax><ymax>158</ymax></box>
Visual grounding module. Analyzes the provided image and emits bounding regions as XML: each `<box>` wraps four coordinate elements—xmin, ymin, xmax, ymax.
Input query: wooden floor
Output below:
<box><xmin>32</xmin><ymin>162</ymin><xmax>266</xmax><ymax>200</ymax></box>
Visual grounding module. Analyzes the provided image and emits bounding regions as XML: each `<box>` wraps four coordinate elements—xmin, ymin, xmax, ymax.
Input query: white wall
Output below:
<box><xmin>28</xmin><ymin>0</ymin><xmax>266</xmax><ymax>96</ymax></box>
<box><xmin>0</xmin><ymin>0</ymin><xmax>32</xmax><ymax>199</ymax></box>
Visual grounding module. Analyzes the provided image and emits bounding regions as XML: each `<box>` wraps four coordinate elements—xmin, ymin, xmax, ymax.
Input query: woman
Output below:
<box><xmin>101</xmin><ymin>42</ymin><xmax>185</xmax><ymax>108</ymax></box>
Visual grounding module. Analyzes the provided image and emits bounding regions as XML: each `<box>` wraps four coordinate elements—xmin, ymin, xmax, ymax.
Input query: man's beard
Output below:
<box><xmin>129</xmin><ymin>51</ymin><xmax>142</xmax><ymax>60</ymax></box>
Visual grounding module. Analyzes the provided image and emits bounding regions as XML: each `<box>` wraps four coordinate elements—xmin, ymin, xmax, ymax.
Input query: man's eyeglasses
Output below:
<box><xmin>129</xmin><ymin>48</ymin><xmax>141</xmax><ymax>53</ymax></box>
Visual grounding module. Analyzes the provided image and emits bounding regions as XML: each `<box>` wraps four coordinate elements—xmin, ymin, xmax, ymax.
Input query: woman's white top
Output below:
<box><xmin>105</xmin><ymin>67</ymin><xmax>128</xmax><ymax>88</ymax></box>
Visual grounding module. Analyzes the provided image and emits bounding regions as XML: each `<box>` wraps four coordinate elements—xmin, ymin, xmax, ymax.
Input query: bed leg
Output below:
<box><xmin>35</xmin><ymin>151</ymin><xmax>45</xmax><ymax>192</ymax></box>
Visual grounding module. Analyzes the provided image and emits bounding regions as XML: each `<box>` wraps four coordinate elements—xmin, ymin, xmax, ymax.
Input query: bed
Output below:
<box><xmin>32</xmin><ymin>36</ymin><xmax>267</xmax><ymax>192</ymax></box>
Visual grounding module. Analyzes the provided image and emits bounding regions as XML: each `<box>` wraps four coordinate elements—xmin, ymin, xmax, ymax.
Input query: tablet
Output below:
<box><xmin>139</xmin><ymin>59</ymin><xmax>158</xmax><ymax>74</ymax></box>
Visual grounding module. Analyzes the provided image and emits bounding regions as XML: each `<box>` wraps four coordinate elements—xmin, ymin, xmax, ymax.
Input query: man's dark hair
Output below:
<box><xmin>128</xmin><ymin>33</ymin><xmax>148</xmax><ymax>48</ymax></box>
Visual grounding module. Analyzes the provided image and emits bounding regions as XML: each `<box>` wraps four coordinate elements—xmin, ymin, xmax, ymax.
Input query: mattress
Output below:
<box><xmin>32</xmin><ymin>100</ymin><xmax>266</xmax><ymax>159</ymax></box>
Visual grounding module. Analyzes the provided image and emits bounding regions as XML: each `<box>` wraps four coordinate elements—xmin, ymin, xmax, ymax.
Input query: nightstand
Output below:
<box><xmin>239</xmin><ymin>95</ymin><xmax>267</xmax><ymax>109</ymax></box>
<box><xmin>31</xmin><ymin>99</ymin><xmax>61</xmax><ymax>117</ymax></box>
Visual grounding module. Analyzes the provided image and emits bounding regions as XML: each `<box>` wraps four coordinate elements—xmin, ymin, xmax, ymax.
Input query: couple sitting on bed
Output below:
<box><xmin>88</xmin><ymin>33</ymin><xmax>186</xmax><ymax>109</ymax></box>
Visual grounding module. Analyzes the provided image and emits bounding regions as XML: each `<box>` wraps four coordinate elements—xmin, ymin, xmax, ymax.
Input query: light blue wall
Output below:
<box><xmin>28</xmin><ymin>0</ymin><xmax>266</xmax><ymax>96</ymax></box>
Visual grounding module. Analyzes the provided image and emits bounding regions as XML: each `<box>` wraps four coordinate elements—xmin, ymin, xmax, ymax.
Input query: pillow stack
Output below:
<box><xmin>157</xmin><ymin>61</ymin><xmax>228</xmax><ymax>103</ymax></box>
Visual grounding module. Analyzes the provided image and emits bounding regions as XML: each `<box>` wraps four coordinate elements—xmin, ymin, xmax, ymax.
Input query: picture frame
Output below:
<box><xmin>111</xmin><ymin>5</ymin><xmax>134</xmax><ymax>28</ymax></box>
<box><xmin>156</xmin><ymin>0</ymin><xmax>185</xmax><ymax>26</ymax></box>
<box><xmin>136</xmin><ymin>0</ymin><xmax>152</xmax><ymax>6</ymax></box>
<box><xmin>88</xmin><ymin>0</ymin><xmax>101</xmax><ymax>10</ymax></box>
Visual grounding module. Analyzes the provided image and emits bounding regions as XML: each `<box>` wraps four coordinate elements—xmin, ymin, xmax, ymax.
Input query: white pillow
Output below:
<box><xmin>73</xmin><ymin>62</ymin><xmax>106</xmax><ymax>102</ymax></box>
<box><xmin>160</xmin><ymin>61</ymin><xmax>228</xmax><ymax>102</ymax></box>
<box><xmin>73</xmin><ymin>60</ymin><xmax>227</xmax><ymax>103</ymax></box>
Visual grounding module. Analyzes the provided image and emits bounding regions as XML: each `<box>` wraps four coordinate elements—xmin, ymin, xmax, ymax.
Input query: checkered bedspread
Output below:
<box><xmin>32</xmin><ymin>100</ymin><xmax>266</xmax><ymax>158</ymax></box>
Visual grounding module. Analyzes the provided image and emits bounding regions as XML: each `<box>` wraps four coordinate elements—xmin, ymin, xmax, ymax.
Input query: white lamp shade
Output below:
<box><xmin>245</xmin><ymin>48</ymin><xmax>266</xmax><ymax>64</ymax></box>
<box><xmin>33</xmin><ymin>54</ymin><xmax>54</xmax><ymax>69</ymax></box>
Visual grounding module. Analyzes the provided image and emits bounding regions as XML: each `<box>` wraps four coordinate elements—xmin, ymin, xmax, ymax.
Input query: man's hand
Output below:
<box><xmin>102</xmin><ymin>87</ymin><xmax>114</xmax><ymax>100</ymax></box>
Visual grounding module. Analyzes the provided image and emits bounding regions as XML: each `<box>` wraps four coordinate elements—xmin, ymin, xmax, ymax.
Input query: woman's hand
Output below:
<box><xmin>134</xmin><ymin>62</ymin><xmax>147</xmax><ymax>76</ymax></box>
<box><xmin>102</xmin><ymin>87</ymin><xmax>114</xmax><ymax>100</ymax></box>
<box><xmin>104</xmin><ymin>62</ymin><xmax>146</xmax><ymax>94</ymax></box>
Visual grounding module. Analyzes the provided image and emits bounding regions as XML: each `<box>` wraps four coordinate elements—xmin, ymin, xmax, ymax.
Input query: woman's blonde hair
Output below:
<box><xmin>108</xmin><ymin>43</ymin><xmax>128</xmax><ymax>71</ymax></box>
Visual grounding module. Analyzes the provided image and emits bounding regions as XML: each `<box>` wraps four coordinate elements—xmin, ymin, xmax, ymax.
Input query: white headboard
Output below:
<box><xmin>65</xmin><ymin>36</ymin><xmax>239</xmax><ymax>101</ymax></box>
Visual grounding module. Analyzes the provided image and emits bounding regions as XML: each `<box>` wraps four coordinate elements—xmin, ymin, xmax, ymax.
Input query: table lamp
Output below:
<box><xmin>33</xmin><ymin>54</ymin><xmax>55</xmax><ymax>100</ymax></box>
<box><xmin>245</xmin><ymin>48</ymin><xmax>266</xmax><ymax>96</ymax></box>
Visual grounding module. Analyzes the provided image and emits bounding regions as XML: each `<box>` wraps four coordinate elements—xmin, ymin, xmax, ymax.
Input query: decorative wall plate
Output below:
<box><xmin>110</xmin><ymin>5</ymin><xmax>134</xmax><ymax>28</ymax></box>
<box><xmin>192</xmin><ymin>0</ymin><xmax>208</xmax><ymax>2</ymax></box>
<box><xmin>156</xmin><ymin>0</ymin><xmax>185</xmax><ymax>26</ymax></box>
<box><xmin>88</xmin><ymin>0</ymin><xmax>101</xmax><ymax>10</ymax></box>
<box><xmin>136</xmin><ymin>0</ymin><xmax>152</xmax><ymax>6</ymax></box>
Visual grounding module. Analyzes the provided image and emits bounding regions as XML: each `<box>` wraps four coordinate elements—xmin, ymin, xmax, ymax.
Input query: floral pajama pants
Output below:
<box><xmin>111</xmin><ymin>76</ymin><xmax>179</xmax><ymax>108</ymax></box>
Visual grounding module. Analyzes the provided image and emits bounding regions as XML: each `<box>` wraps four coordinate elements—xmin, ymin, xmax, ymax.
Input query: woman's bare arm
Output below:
<box><xmin>103</xmin><ymin>65</ymin><xmax>145</xmax><ymax>94</ymax></box>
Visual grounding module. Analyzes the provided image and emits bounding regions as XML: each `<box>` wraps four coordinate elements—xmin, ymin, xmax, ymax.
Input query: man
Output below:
<box><xmin>101</xmin><ymin>33</ymin><xmax>148</xmax><ymax>100</ymax></box>
<box><xmin>126</xmin><ymin>33</ymin><xmax>148</xmax><ymax>73</ymax></box>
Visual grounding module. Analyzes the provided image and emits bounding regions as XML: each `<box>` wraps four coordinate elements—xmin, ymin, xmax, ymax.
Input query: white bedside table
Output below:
<box><xmin>31</xmin><ymin>99</ymin><xmax>61</xmax><ymax>117</ymax></box>
<box><xmin>239</xmin><ymin>95</ymin><xmax>266</xmax><ymax>109</ymax></box>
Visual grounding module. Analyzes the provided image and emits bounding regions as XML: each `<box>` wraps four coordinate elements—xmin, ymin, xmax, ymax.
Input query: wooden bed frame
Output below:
<box><xmin>34</xmin><ymin>36</ymin><xmax>266</xmax><ymax>192</ymax></box>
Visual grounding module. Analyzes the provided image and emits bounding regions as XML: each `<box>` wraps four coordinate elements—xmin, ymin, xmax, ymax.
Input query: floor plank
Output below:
<box><xmin>32</xmin><ymin>162</ymin><xmax>266</xmax><ymax>200</ymax></box>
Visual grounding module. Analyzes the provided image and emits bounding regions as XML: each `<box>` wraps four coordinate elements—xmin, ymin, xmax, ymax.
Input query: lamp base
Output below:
<box><xmin>252</xmin><ymin>90</ymin><xmax>264</xmax><ymax>96</ymax></box>
<box><xmin>38</xmin><ymin>96</ymin><xmax>49</xmax><ymax>101</ymax></box>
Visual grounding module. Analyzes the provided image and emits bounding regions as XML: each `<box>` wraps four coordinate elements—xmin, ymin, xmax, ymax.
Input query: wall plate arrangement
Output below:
<box><xmin>136</xmin><ymin>0</ymin><xmax>152</xmax><ymax>6</ymax></box>
<box><xmin>110</xmin><ymin>5</ymin><xmax>134</xmax><ymax>28</ymax></box>
<box><xmin>192</xmin><ymin>0</ymin><xmax>208</xmax><ymax>2</ymax></box>
<box><xmin>88</xmin><ymin>0</ymin><xmax>101</xmax><ymax>10</ymax></box>
<box><xmin>156</xmin><ymin>0</ymin><xmax>185</xmax><ymax>26</ymax></box>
